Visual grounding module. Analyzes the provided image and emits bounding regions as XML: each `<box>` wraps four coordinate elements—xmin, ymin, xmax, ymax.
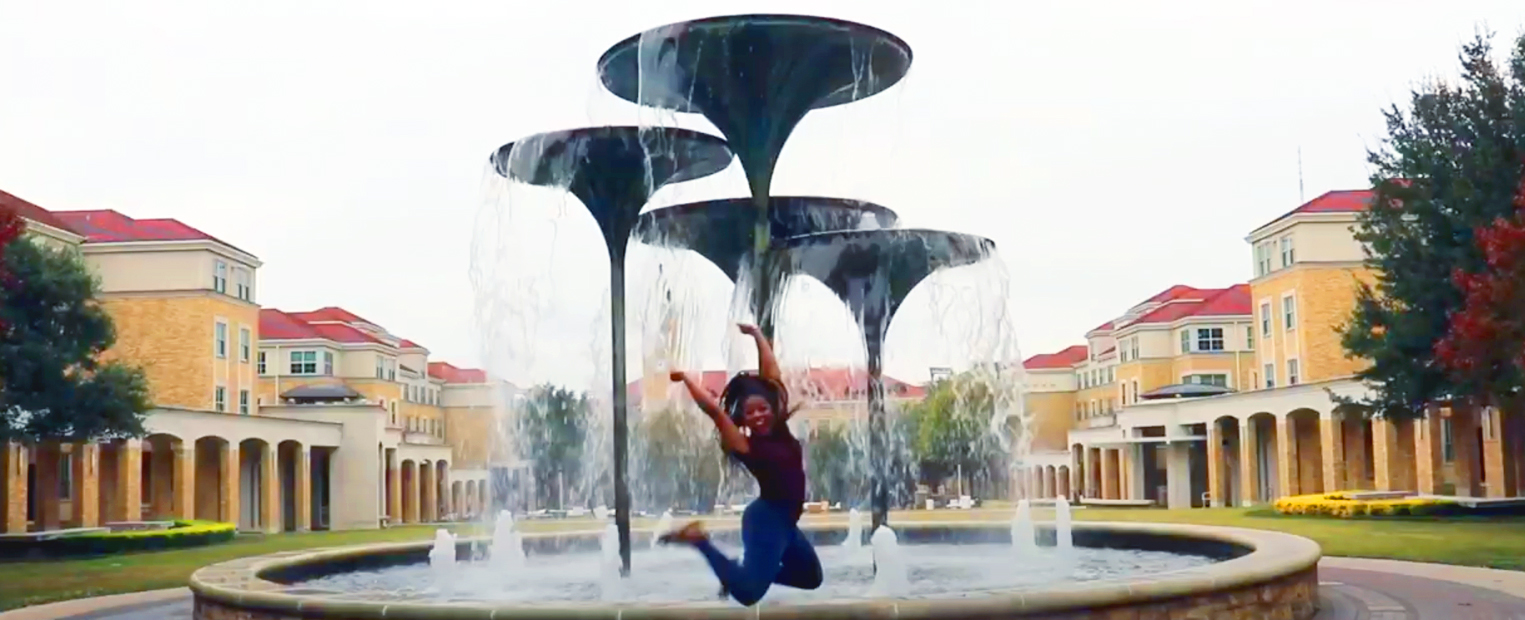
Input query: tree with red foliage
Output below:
<box><xmin>0</xmin><ymin>203</ymin><xmax>21</xmax><ymax>261</ymax></box>
<box><xmin>1435</xmin><ymin>175</ymin><xmax>1525</xmax><ymax>402</ymax></box>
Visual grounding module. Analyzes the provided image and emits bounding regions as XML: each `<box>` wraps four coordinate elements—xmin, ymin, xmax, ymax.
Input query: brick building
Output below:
<box><xmin>1019</xmin><ymin>189</ymin><xmax>1525</xmax><ymax>507</ymax></box>
<box><xmin>0</xmin><ymin>189</ymin><xmax>510</xmax><ymax>534</ymax></box>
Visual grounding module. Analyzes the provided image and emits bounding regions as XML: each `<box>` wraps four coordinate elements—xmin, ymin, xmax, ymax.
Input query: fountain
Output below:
<box><xmin>844</xmin><ymin>507</ymin><xmax>864</xmax><ymax>549</ymax></box>
<box><xmin>1054</xmin><ymin>497</ymin><xmax>1075</xmax><ymax>558</ymax></box>
<box><xmin>651</xmin><ymin>510</ymin><xmax>674</xmax><ymax>549</ymax></box>
<box><xmin>428</xmin><ymin>529</ymin><xmax>457</xmax><ymax>596</ymax></box>
<box><xmin>490</xmin><ymin>511</ymin><xmax>526</xmax><ymax>572</ymax></box>
<box><xmin>1012</xmin><ymin>499</ymin><xmax>1038</xmax><ymax>556</ymax></box>
<box><xmin>188</xmin><ymin>13</ymin><xmax>1322</xmax><ymax>620</ymax></box>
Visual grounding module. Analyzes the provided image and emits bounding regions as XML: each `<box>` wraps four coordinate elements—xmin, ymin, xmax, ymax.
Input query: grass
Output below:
<box><xmin>2</xmin><ymin>507</ymin><xmax>1523</xmax><ymax>611</ymax></box>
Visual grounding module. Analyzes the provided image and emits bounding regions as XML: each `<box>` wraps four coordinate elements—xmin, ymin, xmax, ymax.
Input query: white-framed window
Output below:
<box><xmin>289</xmin><ymin>350</ymin><xmax>318</xmax><ymax>375</ymax></box>
<box><xmin>215</xmin><ymin>385</ymin><xmax>227</xmax><ymax>412</ymax></box>
<box><xmin>213</xmin><ymin>260</ymin><xmax>227</xmax><ymax>294</ymax></box>
<box><xmin>1130</xmin><ymin>338</ymin><xmax>1139</xmax><ymax>360</ymax></box>
<box><xmin>214</xmin><ymin>321</ymin><xmax>228</xmax><ymax>359</ymax></box>
<box><xmin>239</xmin><ymin>327</ymin><xmax>251</xmax><ymax>363</ymax></box>
<box><xmin>1195</xmin><ymin>327</ymin><xmax>1225</xmax><ymax>351</ymax></box>
<box><xmin>1180</xmin><ymin>329</ymin><xmax>1190</xmax><ymax>354</ymax></box>
<box><xmin>323</xmin><ymin>351</ymin><xmax>334</xmax><ymax>376</ymax></box>
<box><xmin>1287</xmin><ymin>358</ymin><xmax>1300</xmax><ymax>385</ymax></box>
<box><xmin>1254</xmin><ymin>243</ymin><xmax>1271</xmax><ymax>277</ymax></box>
<box><xmin>234</xmin><ymin>267</ymin><xmax>252</xmax><ymax>302</ymax></box>
<box><xmin>1184</xmin><ymin>374</ymin><xmax>1229</xmax><ymax>387</ymax></box>
<box><xmin>1131</xmin><ymin>379</ymin><xmax>1139</xmax><ymax>403</ymax></box>
<box><xmin>1260</xmin><ymin>302</ymin><xmax>1271</xmax><ymax>337</ymax></box>
<box><xmin>387</xmin><ymin>359</ymin><xmax>396</xmax><ymax>381</ymax></box>
<box><xmin>1263</xmin><ymin>363</ymin><xmax>1276</xmax><ymax>389</ymax></box>
<box><xmin>1279</xmin><ymin>236</ymin><xmax>1295</xmax><ymax>267</ymax></box>
<box><xmin>239</xmin><ymin>389</ymin><xmax>250</xmax><ymax>415</ymax></box>
<box><xmin>376</xmin><ymin>356</ymin><xmax>386</xmax><ymax>379</ymax></box>
<box><xmin>1283</xmin><ymin>294</ymin><xmax>1297</xmax><ymax>331</ymax></box>
<box><xmin>257</xmin><ymin>351</ymin><xmax>267</xmax><ymax>375</ymax></box>
<box><xmin>1246</xmin><ymin>326</ymin><xmax>1255</xmax><ymax>350</ymax></box>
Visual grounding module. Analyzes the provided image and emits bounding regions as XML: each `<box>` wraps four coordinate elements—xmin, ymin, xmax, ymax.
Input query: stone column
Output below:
<box><xmin>406</xmin><ymin>468</ymin><xmax>421</xmax><ymax>524</ymax></box>
<box><xmin>1165</xmin><ymin>442</ymin><xmax>1192</xmax><ymax>509</ymax></box>
<box><xmin>1207</xmin><ymin>423</ymin><xmax>1225</xmax><ymax>507</ymax></box>
<box><xmin>464</xmin><ymin>483</ymin><xmax>476</xmax><ymax>518</ymax></box>
<box><xmin>437</xmin><ymin>466</ymin><xmax>450</xmax><ymax>518</ymax></box>
<box><xmin>261</xmin><ymin>445</ymin><xmax>281</xmax><ymax>533</ymax></box>
<box><xmin>387</xmin><ymin>461</ymin><xmax>401</xmax><ymax>524</ymax></box>
<box><xmin>1117</xmin><ymin>447</ymin><xmax>1133</xmax><ymax>500</ymax></box>
<box><xmin>113</xmin><ymin>440</ymin><xmax>143</xmax><ymax>522</ymax></box>
<box><xmin>1480</xmin><ymin>407</ymin><xmax>1519</xmax><ymax>498</ymax></box>
<box><xmin>1372</xmin><ymin>418</ymin><xmax>1400</xmax><ymax>491</ymax></box>
<box><xmin>70</xmin><ymin>443</ymin><xmax>100</xmax><ymax>528</ymax></box>
<box><xmin>1276</xmin><ymin>417</ymin><xmax>1297</xmax><ymax>497</ymax></box>
<box><xmin>1238</xmin><ymin>421</ymin><xmax>1259</xmax><ymax>505</ymax></box>
<box><xmin>172</xmin><ymin>444</ymin><xmax>196</xmax><ymax>520</ymax></box>
<box><xmin>423</xmin><ymin>465</ymin><xmax>437</xmax><ymax>522</ymax></box>
<box><xmin>1100</xmin><ymin>449</ymin><xmax>1119</xmax><ymax>500</ymax></box>
<box><xmin>220</xmin><ymin>445</ymin><xmax>239</xmax><ymax>525</ymax></box>
<box><xmin>295</xmin><ymin>447</ymin><xmax>312</xmax><ymax>532</ymax></box>
<box><xmin>1087</xmin><ymin>448</ymin><xmax>1102</xmax><ymax>498</ymax></box>
<box><xmin>1452</xmin><ymin>410</ymin><xmax>1483</xmax><ymax>496</ymax></box>
<box><xmin>1413</xmin><ymin>411</ymin><xmax>1444</xmax><ymax>494</ymax></box>
<box><xmin>1320</xmin><ymin>414</ymin><xmax>1346</xmax><ymax>493</ymax></box>
<box><xmin>1</xmin><ymin>443</ymin><xmax>28</xmax><ymax>533</ymax></box>
<box><xmin>1346</xmin><ymin>419</ymin><xmax>1371</xmax><ymax>489</ymax></box>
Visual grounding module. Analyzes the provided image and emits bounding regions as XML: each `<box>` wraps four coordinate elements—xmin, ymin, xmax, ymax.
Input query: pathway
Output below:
<box><xmin>6</xmin><ymin>558</ymin><xmax>1524</xmax><ymax>620</ymax></box>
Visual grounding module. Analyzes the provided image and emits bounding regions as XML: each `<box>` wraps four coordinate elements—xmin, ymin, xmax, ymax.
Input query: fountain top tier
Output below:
<box><xmin>489</xmin><ymin>126</ymin><xmax>733</xmax><ymax>258</ymax></box>
<box><xmin>597</xmin><ymin>15</ymin><xmax>912</xmax><ymax>199</ymax></box>
<box><xmin>634</xmin><ymin>197</ymin><xmax>900</xmax><ymax>281</ymax></box>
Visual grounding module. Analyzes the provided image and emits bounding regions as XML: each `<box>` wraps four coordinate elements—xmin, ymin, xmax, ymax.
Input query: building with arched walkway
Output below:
<box><xmin>1018</xmin><ymin>188</ymin><xmax>1525</xmax><ymax>507</ymax></box>
<box><xmin>0</xmin><ymin>191</ymin><xmax>512</xmax><ymax>533</ymax></box>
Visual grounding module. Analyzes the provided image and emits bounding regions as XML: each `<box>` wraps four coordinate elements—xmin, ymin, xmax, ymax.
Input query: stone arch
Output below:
<box><xmin>477</xmin><ymin>479</ymin><xmax>488</xmax><ymax>514</ymax></box>
<box><xmin>193</xmin><ymin>436</ymin><xmax>232</xmax><ymax>523</ymax></box>
<box><xmin>1245</xmin><ymin>412</ymin><xmax>1280</xmax><ymax>502</ymax></box>
<box><xmin>1043</xmin><ymin>465</ymin><xmax>1057</xmax><ymax>499</ymax></box>
<box><xmin>451</xmin><ymin>480</ymin><xmax>464</xmax><ymax>521</ymax></box>
<box><xmin>1211</xmin><ymin>415</ymin><xmax>1242</xmax><ymax>507</ymax></box>
<box><xmin>237</xmin><ymin>438</ymin><xmax>271</xmax><ymax>531</ymax></box>
<box><xmin>419</xmin><ymin>460</ymin><xmax>436</xmax><ymax>523</ymax></box>
<box><xmin>1287</xmin><ymin>408</ymin><xmax>1324</xmax><ymax>495</ymax></box>
<box><xmin>401</xmin><ymin>460</ymin><xmax>418</xmax><ymax>524</ymax></box>
<box><xmin>1057</xmin><ymin>465</ymin><xmax>1071</xmax><ymax>498</ymax></box>
<box><xmin>1333</xmin><ymin>404</ymin><xmax>1375</xmax><ymax>491</ymax></box>
<box><xmin>435</xmin><ymin>460</ymin><xmax>450</xmax><ymax>518</ymax></box>
<box><xmin>142</xmin><ymin>433</ymin><xmax>186</xmax><ymax>520</ymax></box>
<box><xmin>277</xmin><ymin>440</ymin><xmax>303</xmax><ymax>532</ymax></box>
<box><xmin>1070</xmin><ymin>443</ymin><xmax>1085</xmax><ymax>499</ymax></box>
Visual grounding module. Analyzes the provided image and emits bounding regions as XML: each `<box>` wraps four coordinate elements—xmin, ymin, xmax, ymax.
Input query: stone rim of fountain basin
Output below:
<box><xmin>188</xmin><ymin>521</ymin><xmax>1321</xmax><ymax>619</ymax></box>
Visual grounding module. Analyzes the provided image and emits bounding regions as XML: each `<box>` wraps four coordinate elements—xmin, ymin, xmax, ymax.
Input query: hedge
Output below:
<box><xmin>0</xmin><ymin>520</ymin><xmax>236</xmax><ymax>560</ymax></box>
<box><xmin>1273</xmin><ymin>492</ymin><xmax>1465</xmax><ymax>518</ymax></box>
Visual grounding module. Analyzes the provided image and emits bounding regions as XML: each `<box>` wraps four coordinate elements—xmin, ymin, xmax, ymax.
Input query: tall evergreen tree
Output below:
<box><xmin>1339</xmin><ymin>32</ymin><xmax>1525</xmax><ymax>418</ymax></box>
<box><xmin>0</xmin><ymin>234</ymin><xmax>152</xmax><ymax>441</ymax></box>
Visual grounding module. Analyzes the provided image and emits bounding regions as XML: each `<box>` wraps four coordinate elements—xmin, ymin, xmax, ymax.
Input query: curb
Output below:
<box><xmin>0</xmin><ymin>588</ymin><xmax>188</xmax><ymax>620</ymax></box>
<box><xmin>1320</xmin><ymin>556</ymin><xmax>1525</xmax><ymax>599</ymax></box>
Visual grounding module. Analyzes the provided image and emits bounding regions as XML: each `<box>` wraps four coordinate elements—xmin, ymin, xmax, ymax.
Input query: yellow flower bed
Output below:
<box><xmin>1273</xmin><ymin>491</ymin><xmax>1460</xmax><ymax>518</ymax></box>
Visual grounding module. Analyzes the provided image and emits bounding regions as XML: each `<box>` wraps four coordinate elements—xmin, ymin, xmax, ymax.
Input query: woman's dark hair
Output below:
<box><xmin>720</xmin><ymin>373</ymin><xmax>785</xmax><ymax>428</ymax></box>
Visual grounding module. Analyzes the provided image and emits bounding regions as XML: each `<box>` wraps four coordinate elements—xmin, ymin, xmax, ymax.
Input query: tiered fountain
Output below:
<box><xmin>187</xmin><ymin>14</ymin><xmax>1323</xmax><ymax>620</ymax></box>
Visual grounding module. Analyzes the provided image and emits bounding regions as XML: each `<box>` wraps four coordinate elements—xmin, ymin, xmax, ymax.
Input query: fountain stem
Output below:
<box><xmin>867</xmin><ymin>342</ymin><xmax>889</xmax><ymax>533</ymax></box>
<box><xmin>610</xmin><ymin>250</ymin><xmax>632</xmax><ymax>576</ymax></box>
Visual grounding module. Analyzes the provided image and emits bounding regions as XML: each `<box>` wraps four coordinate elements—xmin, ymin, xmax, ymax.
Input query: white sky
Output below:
<box><xmin>3</xmin><ymin>1</ymin><xmax>1522</xmax><ymax>392</ymax></box>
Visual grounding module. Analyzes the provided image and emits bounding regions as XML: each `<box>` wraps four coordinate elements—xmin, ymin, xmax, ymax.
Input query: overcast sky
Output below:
<box><xmin>3</xmin><ymin>1</ymin><xmax>1523</xmax><ymax>393</ymax></box>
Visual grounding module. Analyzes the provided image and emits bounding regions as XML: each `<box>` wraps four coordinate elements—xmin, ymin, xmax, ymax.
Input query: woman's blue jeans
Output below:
<box><xmin>693</xmin><ymin>499</ymin><xmax>823</xmax><ymax>606</ymax></box>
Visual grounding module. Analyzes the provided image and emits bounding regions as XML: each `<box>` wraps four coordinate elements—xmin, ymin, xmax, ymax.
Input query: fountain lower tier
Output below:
<box><xmin>598</xmin><ymin>14</ymin><xmax>912</xmax><ymax>199</ymax></box>
<box><xmin>193</xmin><ymin>522</ymin><xmax>1322</xmax><ymax>619</ymax></box>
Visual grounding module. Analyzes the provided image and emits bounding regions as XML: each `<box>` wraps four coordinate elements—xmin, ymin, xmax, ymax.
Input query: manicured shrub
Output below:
<box><xmin>0</xmin><ymin>520</ymin><xmax>235</xmax><ymax>560</ymax></box>
<box><xmin>1272</xmin><ymin>491</ymin><xmax>1460</xmax><ymax>519</ymax></box>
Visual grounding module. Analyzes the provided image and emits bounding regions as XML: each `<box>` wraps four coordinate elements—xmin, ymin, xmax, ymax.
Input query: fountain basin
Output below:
<box><xmin>188</xmin><ymin>521</ymin><xmax>1320</xmax><ymax>619</ymax></box>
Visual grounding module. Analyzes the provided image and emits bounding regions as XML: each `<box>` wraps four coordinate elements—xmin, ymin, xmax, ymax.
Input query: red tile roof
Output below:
<box><xmin>1023</xmin><ymin>345</ymin><xmax>1089</xmax><ymax>370</ymax></box>
<box><xmin>428</xmin><ymin>361</ymin><xmax>488</xmax><ymax>384</ymax></box>
<box><xmin>52</xmin><ymin>209</ymin><xmax>251</xmax><ymax>255</ymax></box>
<box><xmin>1087</xmin><ymin>321</ymin><xmax>1114</xmax><ymax>333</ymax></box>
<box><xmin>1132</xmin><ymin>284</ymin><xmax>1251</xmax><ymax>325</ymax></box>
<box><xmin>290</xmin><ymin>307</ymin><xmax>374</xmax><ymax>326</ymax></box>
<box><xmin>1256</xmin><ymin>189</ymin><xmax>1373</xmax><ymax>231</ymax></box>
<box><xmin>399</xmin><ymin>339</ymin><xmax>426</xmax><ymax>350</ymax></box>
<box><xmin>0</xmin><ymin>189</ymin><xmax>80</xmax><ymax>235</ymax></box>
<box><xmin>259</xmin><ymin>309</ymin><xmax>322</xmax><ymax>340</ymax></box>
<box><xmin>626</xmin><ymin>367</ymin><xmax>926</xmax><ymax>403</ymax></box>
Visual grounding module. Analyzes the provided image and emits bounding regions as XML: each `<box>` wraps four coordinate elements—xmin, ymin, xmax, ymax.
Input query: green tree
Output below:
<box><xmin>903</xmin><ymin>376</ymin><xmax>1009</xmax><ymax>496</ymax></box>
<box><xmin>1338</xmin><ymin>32</ymin><xmax>1525</xmax><ymax>418</ymax></box>
<box><xmin>0</xmin><ymin>234</ymin><xmax>152</xmax><ymax>442</ymax></box>
<box><xmin>634</xmin><ymin>407</ymin><xmax>722</xmax><ymax>512</ymax></box>
<box><xmin>804</xmin><ymin>424</ymin><xmax>855</xmax><ymax>505</ymax></box>
<box><xmin>517</xmin><ymin>384</ymin><xmax>590</xmax><ymax>509</ymax></box>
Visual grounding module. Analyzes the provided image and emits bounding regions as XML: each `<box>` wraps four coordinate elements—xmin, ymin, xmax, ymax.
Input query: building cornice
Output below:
<box><xmin>1246</xmin><ymin>212</ymin><xmax>1359</xmax><ymax>244</ymax></box>
<box><xmin>80</xmin><ymin>238</ymin><xmax>262</xmax><ymax>268</ymax></box>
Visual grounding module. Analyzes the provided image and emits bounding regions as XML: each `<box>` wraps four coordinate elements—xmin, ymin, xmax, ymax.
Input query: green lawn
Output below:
<box><xmin>1</xmin><ymin>508</ymin><xmax>1522</xmax><ymax>611</ymax></box>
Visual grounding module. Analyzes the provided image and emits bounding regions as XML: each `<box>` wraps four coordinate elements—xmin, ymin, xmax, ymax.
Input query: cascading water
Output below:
<box><xmin>599</xmin><ymin>523</ymin><xmax>622</xmax><ymax>600</ymax></box>
<box><xmin>651</xmin><ymin>510</ymin><xmax>674</xmax><ymax>549</ymax></box>
<box><xmin>1054</xmin><ymin>497</ymin><xmax>1075</xmax><ymax>558</ymax></box>
<box><xmin>1011</xmin><ymin>499</ymin><xmax>1037</xmax><ymax>556</ymax></box>
<box><xmin>844</xmin><ymin>508</ymin><xmax>863</xmax><ymax>549</ymax></box>
<box><xmin>867</xmin><ymin>526</ymin><xmax>908</xmax><ymax>597</ymax></box>
<box><xmin>490</xmin><ymin>510</ymin><xmax>526</xmax><ymax>572</ymax></box>
<box><xmin>429</xmin><ymin>529</ymin><xmax>458</xmax><ymax>596</ymax></box>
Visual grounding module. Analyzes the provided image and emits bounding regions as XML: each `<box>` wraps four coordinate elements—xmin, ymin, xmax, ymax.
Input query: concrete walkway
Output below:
<box><xmin>6</xmin><ymin>557</ymin><xmax>1525</xmax><ymax>620</ymax></box>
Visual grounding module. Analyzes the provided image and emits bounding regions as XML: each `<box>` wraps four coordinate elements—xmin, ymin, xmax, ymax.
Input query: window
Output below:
<box><xmin>1263</xmin><ymin>363</ymin><xmax>1276</xmax><ymax>389</ymax></box>
<box><xmin>323</xmin><ymin>351</ymin><xmax>334</xmax><ymax>376</ymax></box>
<box><xmin>239</xmin><ymin>389</ymin><xmax>250</xmax><ymax>415</ymax></box>
<box><xmin>215</xmin><ymin>386</ymin><xmax>227</xmax><ymax>412</ymax></box>
<box><xmin>1254</xmin><ymin>243</ymin><xmax>1271</xmax><ymax>277</ymax></box>
<box><xmin>1246</xmin><ymin>326</ymin><xmax>1255</xmax><ymax>350</ymax></box>
<box><xmin>257</xmin><ymin>352</ymin><xmax>267</xmax><ymax>375</ymax></box>
<box><xmin>376</xmin><ymin>357</ymin><xmax>386</xmax><ymax>379</ymax></box>
<box><xmin>1130</xmin><ymin>338</ymin><xmax>1139</xmax><ymax>360</ymax></box>
<box><xmin>58</xmin><ymin>452</ymin><xmax>73</xmax><ymax>500</ymax></box>
<box><xmin>213</xmin><ymin>260</ymin><xmax>227</xmax><ymax>294</ymax></box>
<box><xmin>214</xmin><ymin>321</ymin><xmax>228</xmax><ymax>358</ymax></box>
<box><xmin>1441</xmin><ymin>417</ymin><xmax>1456</xmax><ymax>462</ymax></box>
<box><xmin>1185</xmin><ymin>374</ymin><xmax>1229</xmax><ymax>387</ymax></box>
<box><xmin>234</xmin><ymin>268</ymin><xmax>252</xmax><ymax>301</ymax></box>
<box><xmin>1180</xmin><ymin>329</ymin><xmax>1190</xmax><ymax>354</ymax></box>
<box><xmin>289</xmin><ymin>351</ymin><xmax>318</xmax><ymax>375</ymax></box>
<box><xmin>1260</xmin><ymin>302</ymin><xmax>1271</xmax><ymax>336</ymax></box>
<box><xmin>1287</xmin><ymin>359</ymin><xmax>1300</xmax><ymax>386</ymax></box>
<box><xmin>1196</xmin><ymin>327</ymin><xmax>1224</xmax><ymax>352</ymax></box>
<box><xmin>387</xmin><ymin>360</ymin><xmax>396</xmax><ymax>381</ymax></box>
<box><xmin>239</xmin><ymin>328</ymin><xmax>251</xmax><ymax>363</ymax></box>
<box><xmin>1280</xmin><ymin>236</ymin><xmax>1295</xmax><ymax>267</ymax></box>
<box><xmin>1283</xmin><ymin>295</ymin><xmax>1297</xmax><ymax>331</ymax></box>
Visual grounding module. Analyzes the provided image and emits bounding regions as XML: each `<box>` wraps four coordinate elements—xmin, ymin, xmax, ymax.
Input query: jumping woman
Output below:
<box><xmin>662</xmin><ymin>323</ymin><xmax>823</xmax><ymax>606</ymax></box>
